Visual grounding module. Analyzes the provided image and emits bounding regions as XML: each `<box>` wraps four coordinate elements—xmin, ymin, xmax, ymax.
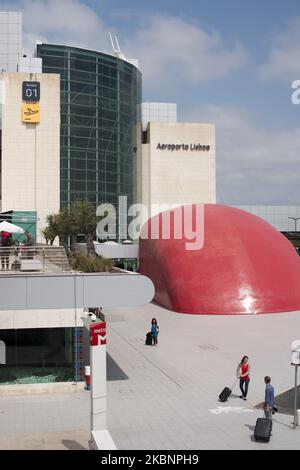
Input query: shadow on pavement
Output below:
<box><xmin>272</xmin><ymin>417</ymin><xmax>294</xmax><ymax>430</ymax></box>
<box><xmin>255</xmin><ymin>385</ymin><xmax>300</xmax><ymax>416</ymax></box>
<box><xmin>61</xmin><ymin>440</ymin><xmax>87</xmax><ymax>450</ymax></box>
<box><xmin>245</xmin><ymin>424</ymin><xmax>255</xmax><ymax>432</ymax></box>
<box><xmin>107</xmin><ymin>353</ymin><xmax>129</xmax><ymax>381</ymax></box>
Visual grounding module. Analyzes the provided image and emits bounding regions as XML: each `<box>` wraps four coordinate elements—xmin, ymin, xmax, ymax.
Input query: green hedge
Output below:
<box><xmin>71</xmin><ymin>255</ymin><xmax>113</xmax><ymax>273</ymax></box>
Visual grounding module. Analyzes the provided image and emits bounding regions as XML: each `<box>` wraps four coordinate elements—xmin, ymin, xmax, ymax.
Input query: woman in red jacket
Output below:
<box><xmin>237</xmin><ymin>356</ymin><xmax>250</xmax><ymax>401</ymax></box>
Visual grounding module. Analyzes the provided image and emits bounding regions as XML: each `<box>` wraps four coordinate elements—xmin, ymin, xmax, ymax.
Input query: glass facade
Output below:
<box><xmin>0</xmin><ymin>12</ymin><xmax>22</xmax><ymax>73</ymax></box>
<box><xmin>0</xmin><ymin>327</ymin><xmax>74</xmax><ymax>384</ymax></box>
<box><xmin>37</xmin><ymin>44</ymin><xmax>142</xmax><ymax>237</ymax></box>
<box><xmin>233</xmin><ymin>206</ymin><xmax>300</xmax><ymax>232</ymax></box>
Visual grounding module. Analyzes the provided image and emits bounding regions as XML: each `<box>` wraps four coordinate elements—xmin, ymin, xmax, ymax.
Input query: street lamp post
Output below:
<box><xmin>291</xmin><ymin>341</ymin><xmax>300</xmax><ymax>428</ymax></box>
<box><xmin>288</xmin><ymin>217</ymin><xmax>300</xmax><ymax>232</ymax></box>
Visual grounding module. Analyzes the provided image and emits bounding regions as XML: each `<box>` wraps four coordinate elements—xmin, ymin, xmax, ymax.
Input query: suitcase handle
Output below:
<box><xmin>230</xmin><ymin>378</ymin><xmax>238</xmax><ymax>390</ymax></box>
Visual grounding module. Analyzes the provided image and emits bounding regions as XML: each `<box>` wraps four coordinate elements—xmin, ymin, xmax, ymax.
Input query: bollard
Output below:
<box><xmin>85</xmin><ymin>365</ymin><xmax>91</xmax><ymax>391</ymax></box>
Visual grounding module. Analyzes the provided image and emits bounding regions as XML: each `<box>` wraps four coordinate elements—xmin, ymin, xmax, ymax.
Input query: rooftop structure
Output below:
<box><xmin>140</xmin><ymin>102</ymin><xmax>177</xmax><ymax>131</ymax></box>
<box><xmin>0</xmin><ymin>12</ymin><xmax>22</xmax><ymax>73</ymax></box>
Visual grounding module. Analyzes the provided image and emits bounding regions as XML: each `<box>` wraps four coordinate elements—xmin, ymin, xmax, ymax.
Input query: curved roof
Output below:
<box><xmin>36</xmin><ymin>42</ymin><xmax>140</xmax><ymax>70</ymax></box>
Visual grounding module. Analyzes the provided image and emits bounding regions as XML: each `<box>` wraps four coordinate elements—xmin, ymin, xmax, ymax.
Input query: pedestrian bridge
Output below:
<box><xmin>0</xmin><ymin>272</ymin><xmax>155</xmax><ymax>311</ymax></box>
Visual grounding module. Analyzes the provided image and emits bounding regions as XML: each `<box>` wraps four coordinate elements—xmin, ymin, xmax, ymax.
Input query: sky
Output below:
<box><xmin>1</xmin><ymin>0</ymin><xmax>300</xmax><ymax>205</ymax></box>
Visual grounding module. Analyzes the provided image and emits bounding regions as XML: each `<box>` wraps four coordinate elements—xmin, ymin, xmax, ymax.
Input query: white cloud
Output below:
<box><xmin>186</xmin><ymin>104</ymin><xmax>300</xmax><ymax>204</ymax></box>
<box><xmin>0</xmin><ymin>0</ymin><xmax>111</xmax><ymax>54</ymax></box>
<box><xmin>123</xmin><ymin>15</ymin><xmax>247</xmax><ymax>90</ymax></box>
<box><xmin>0</xmin><ymin>2</ymin><xmax>247</xmax><ymax>89</ymax></box>
<box><xmin>259</xmin><ymin>16</ymin><xmax>300</xmax><ymax>81</ymax></box>
<box><xmin>0</xmin><ymin>0</ymin><xmax>251</xmax><ymax>110</ymax></box>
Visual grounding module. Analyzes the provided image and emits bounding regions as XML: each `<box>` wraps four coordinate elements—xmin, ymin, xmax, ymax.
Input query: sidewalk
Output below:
<box><xmin>106</xmin><ymin>304</ymin><xmax>300</xmax><ymax>449</ymax></box>
<box><xmin>1</xmin><ymin>303</ymin><xmax>300</xmax><ymax>449</ymax></box>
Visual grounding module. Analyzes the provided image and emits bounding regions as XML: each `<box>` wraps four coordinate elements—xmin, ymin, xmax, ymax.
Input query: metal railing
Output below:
<box><xmin>0</xmin><ymin>245</ymin><xmax>71</xmax><ymax>274</ymax></box>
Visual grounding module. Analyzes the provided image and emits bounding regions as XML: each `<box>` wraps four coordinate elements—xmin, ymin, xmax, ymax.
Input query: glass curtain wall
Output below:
<box><xmin>37</xmin><ymin>44</ymin><xmax>142</xmax><ymax>240</ymax></box>
<box><xmin>0</xmin><ymin>328</ymin><xmax>73</xmax><ymax>384</ymax></box>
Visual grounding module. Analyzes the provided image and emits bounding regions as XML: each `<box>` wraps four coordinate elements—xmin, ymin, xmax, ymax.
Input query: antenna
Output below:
<box><xmin>114</xmin><ymin>36</ymin><xmax>121</xmax><ymax>54</ymax></box>
<box><xmin>108</xmin><ymin>32</ymin><xmax>118</xmax><ymax>55</ymax></box>
<box><xmin>108</xmin><ymin>32</ymin><xmax>126</xmax><ymax>60</ymax></box>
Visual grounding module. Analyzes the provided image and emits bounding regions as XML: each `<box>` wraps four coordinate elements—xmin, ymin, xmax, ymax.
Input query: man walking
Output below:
<box><xmin>264</xmin><ymin>376</ymin><xmax>275</xmax><ymax>421</ymax></box>
<box><xmin>254</xmin><ymin>376</ymin><xmax>275</xmax><ymax>442</ymax></box>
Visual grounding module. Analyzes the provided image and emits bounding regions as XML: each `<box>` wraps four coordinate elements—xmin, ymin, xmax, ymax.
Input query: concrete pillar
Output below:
<box><xmin>90</xmin><ymin>321</ymin><xmax>107</xmax><ymax>430</ymax></box>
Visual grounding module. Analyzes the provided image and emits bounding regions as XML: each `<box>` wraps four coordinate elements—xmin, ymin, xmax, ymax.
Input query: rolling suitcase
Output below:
<box><xmin>218</xmin><ymin>379</ymin><xmax>237</xmax><ymax>402</ymax></box>
<box><xmin>218</xmin><ymin>387</ymin><xmax>232</xmax><ymax>402</ymax></box>
<box><xmin>145</xmin><ymin>332</ymin><xmax>153</xmax><ymax>346</ymax></box>
<box><xmin>254</xmin><ymin>418</ymin><xmax>272</xmax><ymax>442</ymax></box>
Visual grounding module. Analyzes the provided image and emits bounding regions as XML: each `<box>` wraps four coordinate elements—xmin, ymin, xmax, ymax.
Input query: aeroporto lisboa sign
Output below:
<box><xmin>157</xmin><ymin>143</ymin><xmax>211</xmax><ymax>151</ymax></box>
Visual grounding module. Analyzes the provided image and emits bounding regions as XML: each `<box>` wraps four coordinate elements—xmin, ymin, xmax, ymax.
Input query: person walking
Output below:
<box><xmin>24</xmin><ymin>230</ymin><xmax>34</xmax><ymax>259</ymax></box>
<box><xmin>151</xmin><ymin>318</ymin><xmax>159</xmax><ymax>346</ymax></box>
<box><xmin>264</xmin><ymin>376</ymin><xmax>275</xmax><ymax>421</ymax></box>
<box><xmin>0</xmin><ymin>236</ymin><xmax>5</xmax><ymax>270</ymax></box>
<box><xmin>1</xmin><ymin>231</ymin><xmax>11</xmax><ymax>270</ymax></box>
<box><xmin>237</xmin><ymin>355</ymin><xmax>250</xmax><ymax>401</ymax></box>
<box><xmin>24</xmin><ymin>230</ymin><xmax>34</xmax><ymax>246</ymax></box>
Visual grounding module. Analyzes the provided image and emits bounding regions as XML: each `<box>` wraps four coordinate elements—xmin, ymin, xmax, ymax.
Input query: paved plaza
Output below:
<box><xmin>1</xmin><ymin>303</ymin><xmax>300</xmax><ymax>449</ymax></box>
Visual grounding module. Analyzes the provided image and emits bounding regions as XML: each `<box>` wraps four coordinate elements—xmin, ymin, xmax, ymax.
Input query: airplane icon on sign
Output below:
<box><xmin>24</xmin><ymin>107</ymin><xmax>39</xmax><ymax>116</ymax></box>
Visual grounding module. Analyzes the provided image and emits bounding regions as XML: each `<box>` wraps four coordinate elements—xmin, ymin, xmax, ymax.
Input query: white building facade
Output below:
<box><xmin>137</xmin><ymin>121</ymin><xmax>216</xmax><ymax>217</ymax></box>
<box><xmin>0</xmin><ymin>12</ymin><xmax>22</xmax><ymax>73</ymax></box>
<box><xmin>0</xmin><ymin>72</ymin><xmax>60</xmax><ymax>241</ymax></box>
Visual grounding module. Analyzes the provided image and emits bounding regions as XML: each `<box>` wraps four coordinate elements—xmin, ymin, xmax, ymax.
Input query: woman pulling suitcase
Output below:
<box><xmin>151</xmin><ymin>318</ymin><xmax>159</xmax><ymax>346</ymax></box>
<box><xmin>218</xmin><ymin>354</ymin><xmax>250</xmax><ymax>402</ymax></box>
<box><xmin>145</xmin><ymin>318</ymin><xmax>160</xmax><ymax>346</ymax></box>
<box><xmin>237</xmin><ymin>355</ymin><xmax>251</xmax><ymax>401</ymax></box>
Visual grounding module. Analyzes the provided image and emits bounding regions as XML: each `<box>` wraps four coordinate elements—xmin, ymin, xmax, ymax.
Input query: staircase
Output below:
<box><xmin>36</xmin><ymin>246</ymin><xmax>71</xmax><ymax>273</ymax></box>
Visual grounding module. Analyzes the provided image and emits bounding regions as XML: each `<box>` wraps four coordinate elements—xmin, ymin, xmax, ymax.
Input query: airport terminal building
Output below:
<box><xmin>0</xmin><ymin>12</ymin><xmax>216</xmax><ymax>386</ymax></box>
<box><xmin>0</xmin><ymin>11</ymin><xmax>217</xmax><ymax>243</ymax></box>
<box><xmin>37</xmin><ymin>43</ymin><xmax>142</xmax><ymax>215</ymax></box>
<box><xmin>0</xmin><ymin>71</ymin><xmax>61</xmax><ymax>241</ymax></box>
<box><xmin>137</xmin><ymin>117</ymin><xmax>216</xmax><ymax>217</ymax></box>
<box><xmin>0</xmin><ymin>38</ymin><xmax>142</xmax><ymax>241</ymax></box>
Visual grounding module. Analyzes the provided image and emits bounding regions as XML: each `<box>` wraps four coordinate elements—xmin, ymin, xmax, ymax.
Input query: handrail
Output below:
<box><xmin>0</xmin><ymin>245</ymin><xmax>70</xmax><ymax>273</ymax></box>
<box><xmin>0</xmin><ymin>245</ymin><xmax>67</xmax><ymax>252</ymax></box>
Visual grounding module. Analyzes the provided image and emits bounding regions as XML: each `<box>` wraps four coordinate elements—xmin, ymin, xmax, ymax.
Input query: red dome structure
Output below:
<box><xmin>139</xmin><ymin>204</ymin><xmax>300</xmax><ymax>315</ymax></box>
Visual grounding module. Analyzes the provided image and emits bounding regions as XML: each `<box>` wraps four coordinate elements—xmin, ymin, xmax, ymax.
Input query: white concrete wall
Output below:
<box><xmin>137</xmin><ymin>122</ymin><xmax>216</xmax><ymax>217</ymax></box>
<box><xmin>1</xmin><ymin>72</ymin><xmax>60</xmax><ymax>242</ymax></box>
<box><xmin>0</xmin><ymin>308</ymin><xmax>84</xmax><ymax>330</ymax></box>
<box><xmin>19</xmin><ymin>57</ymin><xmax>43</xmax><ymax>74</ymax></box>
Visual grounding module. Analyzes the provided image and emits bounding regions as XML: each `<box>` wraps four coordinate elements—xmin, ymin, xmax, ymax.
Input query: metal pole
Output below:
<box><xmin>294</xmin><ymin>365</ymin><xmax>298</xmax><ymax>428</ymax></box>
<box><xmin>74</xmin><ymin>271</ymin><xmax>78</xmax><ymax>384</ymax></box>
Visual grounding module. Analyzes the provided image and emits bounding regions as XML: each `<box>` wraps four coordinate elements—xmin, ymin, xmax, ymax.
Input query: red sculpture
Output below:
<box><xmin>139</xmin><ymin>204</ymin><xmax>300</xmax><ymax>315</ymax></box>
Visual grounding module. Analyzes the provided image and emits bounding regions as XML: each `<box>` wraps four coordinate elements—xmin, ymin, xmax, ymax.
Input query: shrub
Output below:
<box><xmin>71</xmin><ymin>254</ymin><xmax>113</xmax><ymax>273</ymax></box>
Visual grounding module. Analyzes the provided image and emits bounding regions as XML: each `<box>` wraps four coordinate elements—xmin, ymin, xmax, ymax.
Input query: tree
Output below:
<box><xmin>43</xmin><ymin>201</ymin><xmax>98</xmax><ymax>258</ymax></box>
<box><xmin>41</xmin><ymin>226</ymin><xmax>56</xmax><ymax>245</ymax></box>
<box><xmin>41</xmin><ymin>214</ymin><xmax>61</xmax><ymax>245</ymax></box>
<box><xmin>70</xmin><ymin>200</ymin><xmax>98</xmax><ymax>258</ymax></box>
